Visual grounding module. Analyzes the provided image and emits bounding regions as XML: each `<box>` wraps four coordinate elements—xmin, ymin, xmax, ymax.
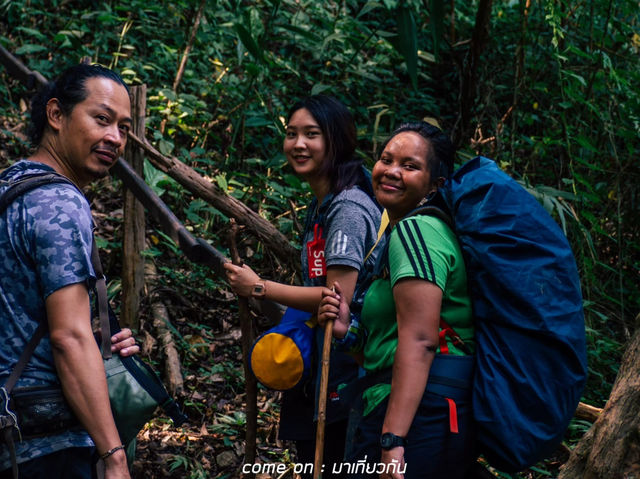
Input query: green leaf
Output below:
<box><xmin>275</xmin><ymin>23</ymin><xmax>320</xmax><ymax>42</ymax></box>
<box><xmin>14</xmin><ymin>27</ymin><xmax>46</xmax><ymax>40</ymax></box>
<box><xmin>159</xmin><ymin>88</ymin><xmax>176</xmax><ymax>101</ymax></box>
<box><xmin>322</xmin><ymin>31</ymin><xmax>346</xmax><ymax>50</ymax></box>
<box><xmin>311</xmin><ymin>83</ymin><xmax>331</xmax><ymax>95</ymax></box>
<box><xmin>575</xmin><ymin>135</ymin><xmax>598</xmax><ymax>153</ymax></box>
<box><xmin>529</xmin><ymin>466</ymin><xmax>553</xmax><ymax>476</ymax></box>
<box><xmin>158</xmin><ymin>138</ymin><xmax>174</xmax><ymax>156</ymax></box>
<box><xmin>376</xmin><ymin>30</ymin><xmax>397</xmax><ymax>38</ymax></box>
<box><xmin>15</xmin><ymin>44</ymin><xmax>48</xmax><ymax>54</ymax></box>
<box><xmin>418</xmin><ymin>50</ymin><xmax>436</xmax><ymax>63</ymax></box>
<box><xmin>393</xmin><ymin>5</ymin><xmax>418</xmax><ymax>89</ymax></box>
<box><xmin>429</xmin><ymin>0</ymin><xmax>444</xmax><ymax>60</ymax></box>
<box><xmin>356</xmin><ymin>1</ymin><xmax>383</xmax><ymax>19</ymax></box>
<box><xmin>234</xmin><ymin>23</ymin><xmax>264</xmax><ymax>64</ymax></box>
<box><xmin>215</xmin><ymin>173</ymin><xmax>228</xmax><ymax>192</ymax></box>
<box><xmin>565</xmin><ymin>71</ymin><xmax>587</xmax><ymax>87</ymax></box>
<box><xmin>244</xmin><ymin>115</ymin><xmax>271</xmax><ymax>127</ymax></box>
<box><xmin>143</xmin><ymin>159</ymin><xmax>177</xmax><ymax>196</ymax></box>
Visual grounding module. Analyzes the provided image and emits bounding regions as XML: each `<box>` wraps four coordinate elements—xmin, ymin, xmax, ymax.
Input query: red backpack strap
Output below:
<box><xmin>438</xmin><ymin>327</ymin><xmax>452</xmax><ymax>354</ymax></box>
<box><xmin>445</xmin><ymin>397</ymin><xmax>459</xmax><ymax>433</ymax></box>
<box><xmin>438</xmin><ymin>318</ymin><xmax>470</xmax><ymax>354</ymax></box>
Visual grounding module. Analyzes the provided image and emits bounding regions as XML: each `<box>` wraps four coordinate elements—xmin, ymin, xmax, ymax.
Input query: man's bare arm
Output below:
<box><xmin>47</xmin><ymin>282</ymin><xmax>130</xmax><ymax>478</ymax></box>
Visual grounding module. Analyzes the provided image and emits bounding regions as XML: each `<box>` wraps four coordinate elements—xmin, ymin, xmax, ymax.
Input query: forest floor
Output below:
<box><xmin>128</xmin><ymin>336</ymin><xmax>290</xmax><ymax>479</ymax></box>
<box><xmin>127</xmin><ymin>313</ymin><xmax>290</xmax><ymax>479</ymax></box>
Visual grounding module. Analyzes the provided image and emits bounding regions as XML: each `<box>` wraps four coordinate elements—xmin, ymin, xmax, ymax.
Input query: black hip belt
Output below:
<box><xmin>9</xmin><ymin>385</ymin><xmax>81</xmax><ymax>439</ymax></box>
<box><xmin>424</xmin><ymin>354</ymin><xmax>474</xmax><ymax>400</ymax></box>
<box><xmin>344</xmin><ymin>353</ymin><xmax>475</xmax><ymax>405</ymax></box>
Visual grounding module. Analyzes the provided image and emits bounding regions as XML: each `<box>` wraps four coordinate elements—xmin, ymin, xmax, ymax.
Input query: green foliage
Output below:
<box><xmin>168</xmin><ymin>449</ymin><xmax>209</xmax><ymax>479</ymax></box>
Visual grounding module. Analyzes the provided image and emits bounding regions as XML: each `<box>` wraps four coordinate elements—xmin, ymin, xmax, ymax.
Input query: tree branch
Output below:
<box><xmin>127</xmin><ymin>131</ymin><xmax>299</xmax><ymax>271</ymax></box>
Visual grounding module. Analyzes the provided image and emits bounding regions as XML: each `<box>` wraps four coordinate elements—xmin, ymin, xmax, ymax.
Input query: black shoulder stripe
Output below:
<box><xmin>396</xmin><ymin>221</ymin><xmax>422</xmax><ymax>277</ymax></box>
<box><xmin>410</xmin><ymin>219</ymin><xmax>437</xmax><ymax>282</ymax></box>
<box><xmin>397</xmin><ymin>219</ymin><xmax>436</xmax><ymax>282</ymax></box>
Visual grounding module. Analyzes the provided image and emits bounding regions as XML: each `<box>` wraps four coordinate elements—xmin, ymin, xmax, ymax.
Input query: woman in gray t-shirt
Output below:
<box><xmin>224</xmin><ymin>95</ymin><xmax>381</xmax><ymax>477</ymax></box>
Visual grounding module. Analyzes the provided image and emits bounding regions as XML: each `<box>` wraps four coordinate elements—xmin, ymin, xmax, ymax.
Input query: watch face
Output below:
<box><xmin>380</xmin><ymin>434</ymin><xmax>393</xmax><ymax>448</ymax></box>
<box><xmin>252</xmin><ymin>282</ymin><xmax>266</xmax><ymax>297</ymax></box>
<box><xmin>380</xmin><ymin>433</ymin><xmax>404</xmax><ymax>449</ymax></box>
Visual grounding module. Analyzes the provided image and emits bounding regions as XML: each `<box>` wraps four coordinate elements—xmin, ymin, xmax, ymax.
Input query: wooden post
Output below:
<box><xmin>121</xmin><ymin>84</ymin><xmax>147</xmax><ymax>330</ymax></box>
<box><xmin>228</xmin><ymin>220</ymin><xmax>258</xmax><ymax>477</ymax></box>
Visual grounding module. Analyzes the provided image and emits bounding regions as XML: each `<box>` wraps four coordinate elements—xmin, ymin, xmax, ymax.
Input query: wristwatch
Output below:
<box><xmin>380</xmin><ymin>432</ymin><xmax>407</xmax><ymax>450</ymax></box>
<box><xmin>251</xmin><ymin>281</ymin><xmax>267</xmax><ymax>299</ymax></box>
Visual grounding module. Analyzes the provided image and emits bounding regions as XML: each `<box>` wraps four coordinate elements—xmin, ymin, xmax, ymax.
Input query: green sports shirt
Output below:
<box><xmin>360</xmin><ymin>214</ymin><xmax>475</xmax><ymax>415</ymax></box>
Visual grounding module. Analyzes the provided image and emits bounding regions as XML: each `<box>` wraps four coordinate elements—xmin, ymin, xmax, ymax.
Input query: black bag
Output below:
<box><xmin>9</xmin><ymin>386</ymin><xmax>80</xmax><ymax>439</ymax></box>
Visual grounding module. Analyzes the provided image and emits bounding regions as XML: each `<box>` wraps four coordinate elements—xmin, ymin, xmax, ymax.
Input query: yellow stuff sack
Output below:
<box><xmin>250</xmin><ymin>308</ymin><xmax>315</xmax><ymax>391</ymax></box>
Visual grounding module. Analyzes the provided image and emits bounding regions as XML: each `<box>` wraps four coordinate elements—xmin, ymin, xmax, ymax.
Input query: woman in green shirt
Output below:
<box><xmin>319</xmin><ymin>122</ymin><xmax>475</xmax><ymax>478</ymax></box>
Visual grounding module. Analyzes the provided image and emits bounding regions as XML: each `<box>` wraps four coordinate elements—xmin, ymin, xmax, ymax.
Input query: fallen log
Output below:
<box><xmin>575</xmin><ymin>401</ymin><xmax>603</xmax><ymax>423</ymax></box>
<box><xmin>146</xmin><ymin>260</ymin><xmax>184</xmax><ymax>396</ymax></box>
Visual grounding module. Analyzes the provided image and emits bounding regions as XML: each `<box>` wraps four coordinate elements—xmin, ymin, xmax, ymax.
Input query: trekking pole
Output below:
<box><xmin>314</xmin><ymin>288</ymin><xmax>335</xmax><ymax>479</ymax></box>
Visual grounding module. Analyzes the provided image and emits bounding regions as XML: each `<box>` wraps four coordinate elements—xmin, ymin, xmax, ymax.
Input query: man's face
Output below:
<box><xmin>55</xmin><ymin>77</ymin><xmax>132</xmax><ymax>187</ymax></box>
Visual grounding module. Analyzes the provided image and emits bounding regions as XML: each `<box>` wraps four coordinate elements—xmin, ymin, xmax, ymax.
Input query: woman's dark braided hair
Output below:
<box><xmin>378</xmin><ymin>121</ymin><xmax>455</xmax><ymax>181</ymax></box>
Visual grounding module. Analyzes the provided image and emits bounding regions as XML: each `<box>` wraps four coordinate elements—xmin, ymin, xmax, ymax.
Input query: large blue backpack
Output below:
<box><xmin>438</xmin><ymin>156</ymin><xmax>588</xmax><ymax>472</ymax></box>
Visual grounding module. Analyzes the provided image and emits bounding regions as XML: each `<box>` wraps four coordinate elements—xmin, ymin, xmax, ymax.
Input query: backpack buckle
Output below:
<box><xmin>1</xmin><ymin>387</ymin><xmax>22</xmax><ymax>442</ymax></box>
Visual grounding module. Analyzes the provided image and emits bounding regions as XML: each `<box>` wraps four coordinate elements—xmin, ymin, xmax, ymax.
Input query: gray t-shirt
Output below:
<box><xmin>300</xmin><ymin>186</ymin><xmax>381</xmax><ymax>307</ymax></box>
<box><xmin>279</xmin><ymin>185</ymin><xmax>381</xmax><ymax>439</ymax></box>
<box><xmin>0</xmin><ymin>160</ymin><xmax>95</xmax><ymax>471</ymax></box>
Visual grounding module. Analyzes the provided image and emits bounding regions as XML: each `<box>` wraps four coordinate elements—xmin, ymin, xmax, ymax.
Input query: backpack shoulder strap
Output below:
<box><xmin>2</xmin><ymin>323</ymin><xmax>47</xmax><ymax>392</ymax></box>
<box><xmin>91</xmin><ymin>237</ymin><xmax>113</xmax><ymax>359</ymax></box>
<box><xmin>0</xmin><ymin>173</ymin><xmax>78</xmax><ymax>215</ymax></box>
<box><xmin>410</xmin><ymin>205</ymin><xmax>455</xmax><ymax>231</ymax></box>
<box><xmin>364</xmin><ymin>209</ymin><xmax>389</xmax><ymax>263</ymax></box>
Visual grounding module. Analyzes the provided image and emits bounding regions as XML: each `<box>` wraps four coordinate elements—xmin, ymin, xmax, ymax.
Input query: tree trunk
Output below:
<box><xmin>558</xmin><ymin>321</ymin><xmax>640</xmax><ymax>479</ymax></box>
<box><xmin>173</xmin><ymin>0</ymin><xmax>206</xmax><ymax>93</ymax></box>
<box><xmin>452</xmin><ymin>0</ymin><xmax>494</xmax><ymax>147</ymax></box>
<box><xmin>121</xmin><ymin>85</ymin><xmax>147</xmax><ymax>330</ymax></box>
